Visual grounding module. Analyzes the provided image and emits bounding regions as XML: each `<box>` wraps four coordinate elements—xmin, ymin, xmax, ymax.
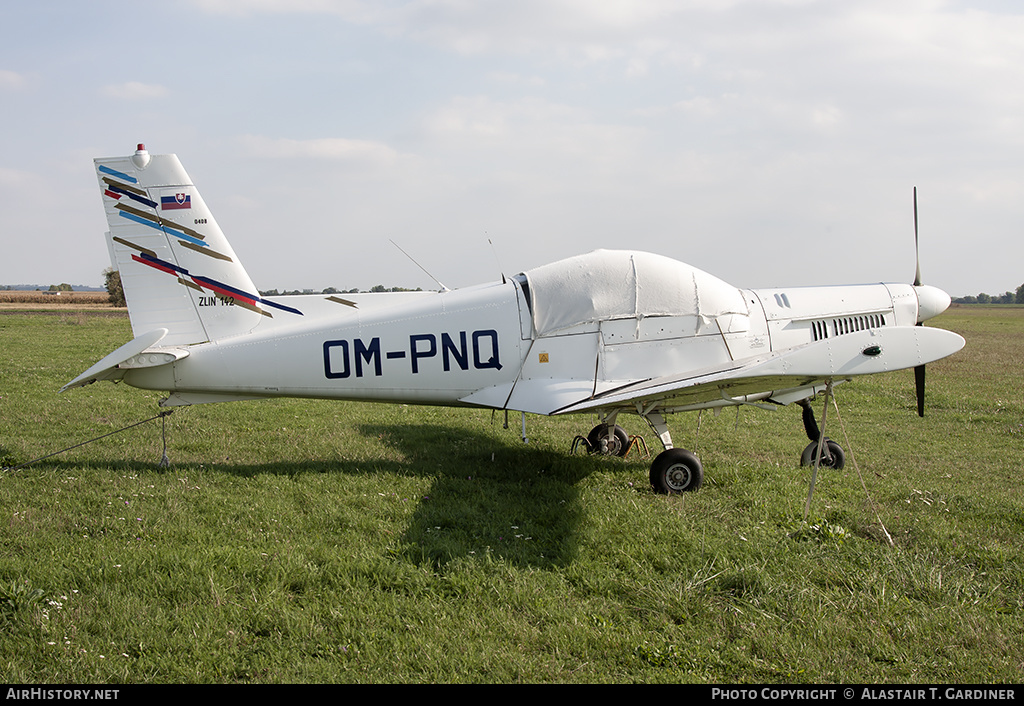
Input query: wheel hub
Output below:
<box><xmin>666</xmin><ymin>464</ymin><xmax>692</xmax><ymax>491</ymax></box>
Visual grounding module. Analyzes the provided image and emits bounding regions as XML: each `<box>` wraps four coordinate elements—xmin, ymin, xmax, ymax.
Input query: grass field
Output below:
<box><xmin>0</xmin><ymin>306</ymin><xmax>1021</xmax><ymax>683</ymax></box>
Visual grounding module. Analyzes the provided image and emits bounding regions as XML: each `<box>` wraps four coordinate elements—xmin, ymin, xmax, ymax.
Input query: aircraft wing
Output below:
<box><xmin>553</xmin><ymin>325</ymin><xmax>965</xmax><ymax>415</ymax></box>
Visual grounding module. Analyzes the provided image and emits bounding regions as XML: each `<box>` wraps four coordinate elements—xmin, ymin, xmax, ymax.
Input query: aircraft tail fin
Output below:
<box><xmin>96</xmin><ymin>144</ymin><xmax>301</xmax><ymax>346</ymax></box>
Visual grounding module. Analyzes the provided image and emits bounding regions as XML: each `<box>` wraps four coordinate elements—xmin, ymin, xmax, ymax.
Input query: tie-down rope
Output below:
<box><xmin>2</xmin><ymin>410</ymin><xmax>174</xmax><ymax>474</ymax></box>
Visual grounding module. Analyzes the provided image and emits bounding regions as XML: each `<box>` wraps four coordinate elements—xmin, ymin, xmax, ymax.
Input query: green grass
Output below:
<box><xmin>0</xmin><ymin>307</ymin><xmax>1021</xmax><ymax>683</ymax></box>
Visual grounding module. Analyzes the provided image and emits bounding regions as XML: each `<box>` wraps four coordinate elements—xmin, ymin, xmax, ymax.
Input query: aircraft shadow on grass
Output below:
<box><xmin>362</xmin><ymin>422</ymin><xmax>592</xmax><ymax>569</ymax></box>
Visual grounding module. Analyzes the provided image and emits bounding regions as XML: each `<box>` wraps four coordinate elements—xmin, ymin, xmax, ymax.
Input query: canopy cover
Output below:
<box><xmin>522</xmin><ymin>250</ymin><xmax>748</xmax><ymax>336</ymax></box>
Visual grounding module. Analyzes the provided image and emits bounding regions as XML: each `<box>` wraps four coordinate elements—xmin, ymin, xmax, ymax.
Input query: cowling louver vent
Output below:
<box><xmin>812</xmin><ymin>314</ymin><xmax>887</xmax><ymax>341</ymax></box>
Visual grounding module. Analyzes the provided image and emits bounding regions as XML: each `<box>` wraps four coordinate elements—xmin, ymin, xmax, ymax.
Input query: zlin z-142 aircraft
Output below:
<box><xmin>65</xmin><ymin>144</ymin><xmax>965</xmax><ymax>493</ymax></box>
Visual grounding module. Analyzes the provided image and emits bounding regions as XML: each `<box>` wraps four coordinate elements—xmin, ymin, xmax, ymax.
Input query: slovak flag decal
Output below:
<box><xmin>161</xmin><ymin>193</ymin><xmax>192</xmax><ymax>210</ymax></box>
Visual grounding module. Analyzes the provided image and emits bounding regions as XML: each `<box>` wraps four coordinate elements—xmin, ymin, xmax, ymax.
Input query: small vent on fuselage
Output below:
<box><xmin>811</xmin><ymin>314</ymin><xmax>887</xmax><ymax>341</ymax></box>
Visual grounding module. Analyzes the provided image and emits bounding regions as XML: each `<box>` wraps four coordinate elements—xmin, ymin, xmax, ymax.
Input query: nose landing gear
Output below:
<box><xmin>797</xmin><ymin>398</ymin><xmax>845</xmax><ymax>470</ymax></box>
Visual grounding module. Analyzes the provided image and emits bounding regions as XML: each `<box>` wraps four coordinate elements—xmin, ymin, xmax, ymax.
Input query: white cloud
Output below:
<box><xmin>188</xmin><ymin>0</ymin><xmax>383</xmax><ymax>21</ymax></box>
<box><xmin>234</xmin><ymin>135</ymin><xmax>409</xmax><ymax>169</ymax></box>
<box><xmin>100</xmin><ymin>82</ymin><xmax>169</xmax><ymax>100</ymax></box>
<box><xmin>811</xmin><ymin>105</ymin><xmax>843</xmax><ymax>130</ymax></box>
<box><xmin>0</xmin><ymin>166</ymin><xmax>40</xmax><ymax>188</ymax></box>
<box><xmin>487</xmin><ymin>71</ymin><xmax>546</xmax><ymax>87</ymax></box>
<box><xmin>0</xmin><ymin>69</ymin><xmax>27</xmax><ymax>90</ymax></box>
<box><xmin>422</xmin><ymin>95</ymin><xmax>648</xmax><ymax>173</ymax></box>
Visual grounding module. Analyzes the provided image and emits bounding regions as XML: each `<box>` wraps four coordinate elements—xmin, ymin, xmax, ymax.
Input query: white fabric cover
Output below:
<box><xmin>522</xmin><ymin>250</ymin><xmax>747</xmax><ymax>336</ymax></box>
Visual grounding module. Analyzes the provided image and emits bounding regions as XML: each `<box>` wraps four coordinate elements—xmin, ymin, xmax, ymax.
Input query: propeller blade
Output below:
<box><xmin>913</xmin><ymin>186</ymin><xmax>922</xmax><ymax>287</ymax></box>
<box><xmin>915</xmin><ymin>363</ymin><xmax>926</xmax><ymax>417</ymax></box>
<box><xmin>913</xmin><ymin>186</ymin><xmax>926</xmax><ymax>416</ymax></box>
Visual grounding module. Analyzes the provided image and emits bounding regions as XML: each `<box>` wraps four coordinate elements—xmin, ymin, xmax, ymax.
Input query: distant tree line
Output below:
<box><xmin>952</xmin><ymin>283</ymin><xmax>1024</xmax><ymax>305</ymax></box>
<box><xmin>2</xmin><ymin>283</ymin><xmax>93</xmax><ymax>292</ymax></box>
<box><xmin>259</xmin><ymin>285</ymin><xmax>424</xmax><ymax>296</ymax></box>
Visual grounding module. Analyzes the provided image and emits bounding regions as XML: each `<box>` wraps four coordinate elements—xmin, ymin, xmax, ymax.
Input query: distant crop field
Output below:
<box><xmin>0</xmin><ymin>290</ymin><xmax>114</xmax><ymax>309</ymax></box>
<box><xmin>0</xmin><ymin>307</ymin><xmax>1021</xmax><ymax>683</ymax></box>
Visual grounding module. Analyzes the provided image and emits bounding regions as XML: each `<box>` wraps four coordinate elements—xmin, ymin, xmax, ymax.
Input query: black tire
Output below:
<box><xmin>587</xmin><ymin>423</ymin><xmax>629</xmax><ymax>457</ymax></box>
<box><xmin>650</xmin><ymin>448</ymin><xmax>704</xmax><ymax>494</ymax></box>
<box><xmin>800</xmin><ymin>439</ymin><xmax>845</xmax><ymax>469</ymax></box>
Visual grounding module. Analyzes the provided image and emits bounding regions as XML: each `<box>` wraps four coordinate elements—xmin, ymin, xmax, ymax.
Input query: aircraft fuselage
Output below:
<box><xmin>121</xmin><ymin>272</ymin><xmax>942</xmax><ymax>418</ymax></box>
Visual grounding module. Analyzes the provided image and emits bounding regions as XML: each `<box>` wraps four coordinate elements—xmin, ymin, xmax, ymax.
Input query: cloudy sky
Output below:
<box><xmin>2</xmin><ymin>0</ymin><xmax>1021</xmax><ymax>297</ymax></box>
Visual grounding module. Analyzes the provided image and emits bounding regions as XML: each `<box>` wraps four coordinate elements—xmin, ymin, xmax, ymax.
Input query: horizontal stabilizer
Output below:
<box><xmin>60</xmin><ymin>328</ymin><xmax>184</xmax><ymax>391</ymax></box>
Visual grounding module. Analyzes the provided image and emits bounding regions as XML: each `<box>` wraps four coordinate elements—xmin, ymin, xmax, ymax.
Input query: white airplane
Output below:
<box><xmin>64</xmin><ymin>144</ymin><xmax>965</xmax><ymax>493</ymax></box>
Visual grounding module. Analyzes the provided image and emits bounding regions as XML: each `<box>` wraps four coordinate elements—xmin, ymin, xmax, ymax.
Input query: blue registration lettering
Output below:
<box><xmin>355</xmin><ymin>337</ymin><xmax>382</xmax><ymax>377</ymax></box>
<box><xmin>441</xmin><ymin>332</ymin><xmax>468</xmax><ymax>371</ymax></box>
<box><xmin>472</xmin><ymin>329</ymin><xmax>502</xmax><ymax>370</ymax></box>
<box><xmin>410</xmin><ymin>334</ymin><xmax>436</xmax><ymax>374</ymax></box>
<box><xmin>323</xmin><ymin>340</ymin><xmax>350</xmax><ymax>379</ymax></box>
<box><xmin>324</xmin><ymin>329</ymin><xmax>500</xmax><ymax>378</ymax></box>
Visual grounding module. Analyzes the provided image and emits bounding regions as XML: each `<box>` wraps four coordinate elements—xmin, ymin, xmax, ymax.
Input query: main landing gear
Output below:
<box><xmin>585</xmin><ymin>422</ymin><xmax>629</xmax><ymax>457</ymax></box>
<box><xmin>575</xmin><ymin>412</ymin><xmax>704</xmax><ymax>495</ymax></box>
<box><xmin>640</xmin><ymin>411</ymin><xmax>704</xmax><ymax>494</ymax></box>
<box><xmin>649</xmin><ymin>448</ymin><xmax>703</xmax><ymax>494</ymax></box>
<box><xmin>580</xmin><ymin>398</ymin><xmax>843</xmax><ymax>495</ymax></box>
<box><xmin>575</xmin><ymin>419</ymin><xmax>651</xmax><ymax>458</ymax></box>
